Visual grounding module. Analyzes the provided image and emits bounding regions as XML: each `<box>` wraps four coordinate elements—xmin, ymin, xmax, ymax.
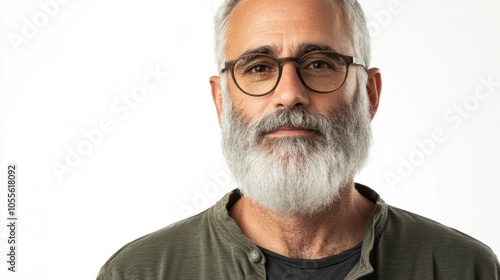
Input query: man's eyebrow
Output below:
<box><xmin>239</xmin><ymin>46</ymin><xmax>276</xmax><ymax>57</ymax></box>
<box><xmin>237</xmin><ymin>43</ymin><xmax>336</xmax><ymax>58</ymax></box>
<box><xmin>298</xmin><ymin>44</ymin><xmax>336</xmax><ymax>55</ymax></box>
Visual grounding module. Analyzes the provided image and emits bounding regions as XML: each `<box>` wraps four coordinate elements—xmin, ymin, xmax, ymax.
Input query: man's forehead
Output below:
<box><xmin>235</xmin><ymin>0</ymin><xmax>341</xmax><ymax>11</ymax></box>
<box><xmin>225</xmin><ymin>0</ymin><xmax>353</xmax><ymax>58</ymax></box>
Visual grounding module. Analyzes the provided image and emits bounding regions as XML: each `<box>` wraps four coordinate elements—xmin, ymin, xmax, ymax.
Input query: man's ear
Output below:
<box><xmin>210</xmin><ymin>76</ymin><xmax>223</xmax><ymax>125</ymax></box>
<box><xmin>366</xmin><ymin>68</ymin><xmax>382</xmax><ymax>119</ymax></box>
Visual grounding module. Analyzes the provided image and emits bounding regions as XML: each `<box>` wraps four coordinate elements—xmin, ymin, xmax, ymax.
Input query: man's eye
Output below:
<box><xmin>236</xmin><ymin>57</ymin><xmax>276</xmax><ymax>76</ymax></box>
<box><xmin>241</xmin><ymin>61</ymin><xmax>276</xmax><ymax>76</ymax></box>
<box><xmin>248</xmin><ymin>65</ymin><xmax>269</xmax><ymax>73</ymax></box>
<box><xmin>308</xmin><ymin>60</ymin><xmax>333</xmax><ymax>70</ymax></box>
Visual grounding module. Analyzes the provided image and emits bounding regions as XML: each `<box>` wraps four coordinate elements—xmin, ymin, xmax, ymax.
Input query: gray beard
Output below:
<box><xmin>221</xmin><ymin>86</ymin><xmax>372</xmax><ymax>216</ymax></box>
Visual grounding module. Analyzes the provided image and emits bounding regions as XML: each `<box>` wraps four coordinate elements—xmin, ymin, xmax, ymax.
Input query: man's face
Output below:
<box><xmin>211</xmin><ymin>0</ymin><xmax>379</xmax><ymax>215</ymax></box>
<box><xmin>224</xmin><ymin>0</ymin><xmax>358</xmax><ymax>125</ymax></box>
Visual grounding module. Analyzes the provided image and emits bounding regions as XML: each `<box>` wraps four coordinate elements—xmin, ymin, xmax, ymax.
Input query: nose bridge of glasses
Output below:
<box><xmin>276</xmin><ymin>56</ymin><xmax>302</xmax><ymax>80</ymax></box>
<box><xmin>273</xmin><ymin>56</ymin><xmax>310</xmax><ymax>98</ymax></box>
<box><xmin>277</xmin><ymin>56</ymin><xmax>301</xmax><ymax>68</ymax></box>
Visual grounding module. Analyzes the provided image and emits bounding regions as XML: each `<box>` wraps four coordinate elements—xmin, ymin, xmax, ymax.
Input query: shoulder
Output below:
<box><xmin>376</xmin><ymin>204</ymin><xmax>499</xmax><ymax>277</ymax></box>
<box><xmin>96</xmin><ymin>190</ymin><xmax>246</xmax><ymax>280</ymax></box>
<box><xmin>384</xmin><ymin>205</ymin><xmax>489</xmax><ymax>251</ymax></box>
<box><xmin>356</xmin><ymin>182</ymin><xmax>499</xmax><ymax>278</ymax></box>
<box><xmin>97</xmin><ymin>209</ymin><xmax>212</xmax><ymax>279</ymax></box>
<box><xmin>355</xmin><ymin>183</ymin><xmax>495</xmax><ymax>260</ymax></box>
<box><xmin>118</xmin><ymin>209</ymin><xmax>210</xmax><ymax>255</ymax></box>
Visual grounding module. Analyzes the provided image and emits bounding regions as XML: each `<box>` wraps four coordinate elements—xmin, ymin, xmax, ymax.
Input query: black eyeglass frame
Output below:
<box><xmin>220</xmin><ymin>51</ymin><xmax>367</xmax><ymax>97</ymax></box>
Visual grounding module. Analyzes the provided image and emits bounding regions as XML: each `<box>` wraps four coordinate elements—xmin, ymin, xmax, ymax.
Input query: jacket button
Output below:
<box><xmin>249</xmin><ymin>250</ymin><xmax>262</xmax><ymax>263</ymax></box>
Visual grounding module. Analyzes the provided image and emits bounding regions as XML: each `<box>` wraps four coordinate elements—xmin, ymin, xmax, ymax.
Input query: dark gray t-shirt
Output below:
<box><xmin>260</xmin><ymin>243</ymin><xmax>362</xmax><ymax>280</ymax></box>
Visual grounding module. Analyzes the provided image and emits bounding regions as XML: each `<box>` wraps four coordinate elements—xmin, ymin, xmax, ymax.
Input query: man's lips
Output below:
<box><xmin>266</xmin><ymin>126</ymin><xmax>315</xmax><ymax>136</ymax></box>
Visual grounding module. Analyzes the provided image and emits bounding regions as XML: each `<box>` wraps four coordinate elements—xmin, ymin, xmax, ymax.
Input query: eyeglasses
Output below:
<box><xmin>220</xmin><ymin>51</ymin><xmax>366</xmax><ymax>97</ymax></box>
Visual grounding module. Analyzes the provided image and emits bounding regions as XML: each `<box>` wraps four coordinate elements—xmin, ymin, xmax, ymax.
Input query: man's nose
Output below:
<box><xmin>271</xmin><ymin>62</ymin><xmax>310</xmax><ymax>109</ymax></box>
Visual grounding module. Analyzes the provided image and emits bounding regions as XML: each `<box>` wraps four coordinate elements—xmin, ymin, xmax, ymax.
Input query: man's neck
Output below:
<box><xmin>228</xmin><ymin>183</ymin><xmax>375</xmax><ymax>259</ymax></box>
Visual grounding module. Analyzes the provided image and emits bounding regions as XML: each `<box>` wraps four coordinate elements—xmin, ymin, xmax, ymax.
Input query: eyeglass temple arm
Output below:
<box><xmin>352</xmin><ymin>57</ymin><xmax>367</xmax><ymax>69</ymax></box>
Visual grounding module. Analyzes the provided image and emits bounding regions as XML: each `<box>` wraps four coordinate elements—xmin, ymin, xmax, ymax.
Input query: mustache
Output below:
<box><xmin>250</xmin><ymin>108</ymin><xmax>333</xmax><ymax>138</ymax></box>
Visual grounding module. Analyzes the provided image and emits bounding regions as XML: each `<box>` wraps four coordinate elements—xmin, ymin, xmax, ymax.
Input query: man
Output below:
<box><xmin>97</xmin><ymin>0</ymin><xmax>500</xmax><ymax>279</ymax></box>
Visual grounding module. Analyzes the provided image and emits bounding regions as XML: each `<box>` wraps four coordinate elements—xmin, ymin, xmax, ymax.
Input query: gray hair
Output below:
<box><xmin>213</xmin><ymin>0</ymin><xmax>371</xmax><ymax>71</ymax></box>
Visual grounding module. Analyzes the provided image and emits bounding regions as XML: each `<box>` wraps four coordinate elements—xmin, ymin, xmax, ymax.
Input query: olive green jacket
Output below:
<box><xmin>97</xmin><ymin>184</ymin><xmax>500</xmax><ymax>279</ymax></box>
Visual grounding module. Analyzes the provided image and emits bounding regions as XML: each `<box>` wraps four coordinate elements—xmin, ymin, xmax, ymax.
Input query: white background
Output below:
<box><xmin>0</xmin><ymin>0</ymin><xmax>499</xmax><ymax>279</ymax></box>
